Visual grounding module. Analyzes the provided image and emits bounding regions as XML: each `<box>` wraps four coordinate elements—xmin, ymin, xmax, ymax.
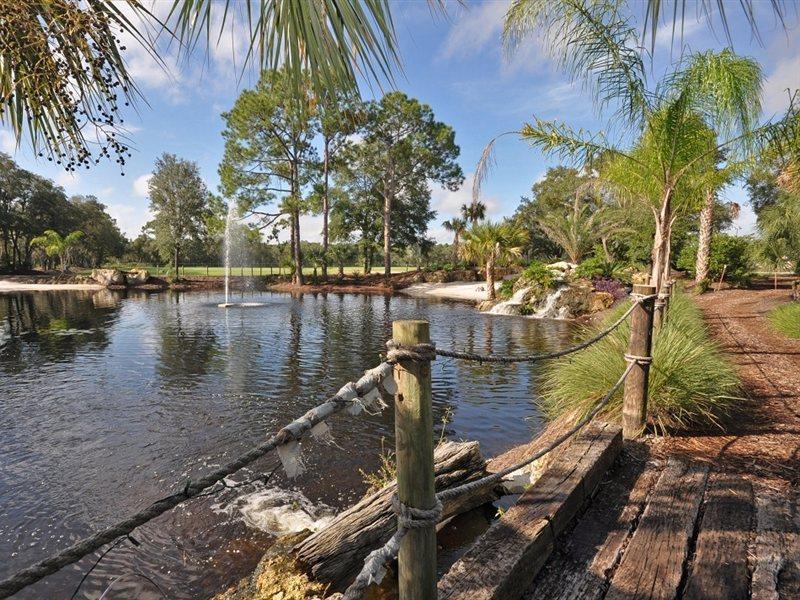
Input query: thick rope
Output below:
<box><xmin>435</xmin><ymin>294</ymin><xmax>657</xmax><ymax>364</ymax></box>
<box><xmin>344</xmin><ymin>359</ymin><xmax>637</xmax><ymax>598</ymax></box>
<box><xmin>0</xmin><ymin>362</ymin><xmax>394</xmax><ymax>600</ymax></box>
<box><xmin>385</xmin><ymin>340</ymin><xmax>437</xmax><ymax>363</ymax></box>
<box><xmin>343</xmin><ymin>496</ymin><xmax>443</xmax><ymax>599</ymax></box>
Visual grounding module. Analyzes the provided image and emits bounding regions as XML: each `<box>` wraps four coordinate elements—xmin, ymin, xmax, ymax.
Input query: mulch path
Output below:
<box><xmin>654</xmin><ymin>287</ymin><xmax>800</xmax><ymax>489</ymax></box>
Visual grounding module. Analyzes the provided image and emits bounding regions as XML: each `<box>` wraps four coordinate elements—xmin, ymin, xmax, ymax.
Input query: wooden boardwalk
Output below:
<box><xmin>522</xmin><ymin>447</ymin><xmax>800</xmax><ymax>600</ymax></box>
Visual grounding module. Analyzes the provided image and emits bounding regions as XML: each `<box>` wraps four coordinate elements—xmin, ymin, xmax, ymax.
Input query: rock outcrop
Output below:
<box><xmin>91</xmin><ymin>268</ymin><xmax>125</xmax><ymax>286</ymax></box>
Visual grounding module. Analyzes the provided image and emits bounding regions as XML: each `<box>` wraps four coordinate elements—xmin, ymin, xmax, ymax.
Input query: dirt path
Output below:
<box><xmin>655</xmin><ymin>288</ymin><xmax>800</xmax><ymax>488</ymax></box>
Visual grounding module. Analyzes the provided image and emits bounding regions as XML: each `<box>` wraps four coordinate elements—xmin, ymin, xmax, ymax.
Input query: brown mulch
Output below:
<box><xmin>654</xmin><ymin>287</ymin><xmax>800</xmax><ymax>488</ymax></box>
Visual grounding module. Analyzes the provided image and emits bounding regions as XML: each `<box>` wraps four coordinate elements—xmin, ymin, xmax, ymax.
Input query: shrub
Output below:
<box><xmin>540</xmin><ymin>291</ymin><xmax>740</xmax><ymax>432</ymax></box>
<box><xmin>575</xmin><ymin>256</ymin><xmax>630</xmax><ymax>282</ymax></box>
<box><xmin>592</xmin><ymin>276</ymin><xmax>628</xmax><ymax>300</ymax></box>
<box><xmin>498</xmin><ymin>277</ymin><xmax>517</xmax><ymax>300</ymax></box>
<box><xmin>521</xmin><ymin>260</ymin><xmax>554</xmax><ymax>288</ymax></box>
<box><xmin>767</xmin><ymin>302</ymin><xmax>800</xmax><ymax>339</ymax></box>
<box><xmin>677</xmin><ymin>234</ymin><xmax>754</xmax><ymax>285</ymax></box>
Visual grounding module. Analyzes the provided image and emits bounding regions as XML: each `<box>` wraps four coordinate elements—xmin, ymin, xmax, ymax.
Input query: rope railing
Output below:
<box><xmin>342</xmin><ymin>359</ymin><xmax>639</xmax><ymax>600</ymax></box>
<box><xmin>1</xmin><ymin>289</ymin><xmax>661</xmax><ymax>600</ymax></box>
<box><xmin>0</xmin><ymin>362</ymin><xmax>397</xmax><ymax>600</ymax></box>
<box><xmin>434</xmin><ymin>294</ymin><xmax>656</xmax><ymax>363</ymax></box>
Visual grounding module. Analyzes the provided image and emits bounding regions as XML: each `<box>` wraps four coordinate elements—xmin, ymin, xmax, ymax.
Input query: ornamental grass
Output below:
<box><xmin>540</xmin><ymin>291</ymin><xmax>740</xmax><ymax>433</ymax></box>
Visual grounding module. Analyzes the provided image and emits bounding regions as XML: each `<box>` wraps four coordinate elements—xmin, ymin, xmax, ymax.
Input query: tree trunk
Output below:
<box><xmin>293</xmin><ymin>208</ymin><xmax>304</xmax><ymax>286</ymax></box>
<box><xmin>650</xmin><ymin>189</ymin><xmax>673</xmax><ymax>293</ymax></box>
<box><xmin>322</xmin><ymin>137</ymin><xmax>330</xmax><ymax>280</ymax></box>
<box><xmin>486</xmin><ymin>252</ymin><xmax>497</xmax><ymax>301</ymax></box>
<box><xmin>174</xmin><ymin>245</ymin><xmax>180</xmax><ymax>279</ymax></box>
<box><xmin>696</xmin><ymin>189</ymin><xmax>714</xmax><ymax>284</ymax></box>
<box><xmin>383</xmin><ymin>191</ymin><xmax>392</xmax><ymax>281</ymax></box>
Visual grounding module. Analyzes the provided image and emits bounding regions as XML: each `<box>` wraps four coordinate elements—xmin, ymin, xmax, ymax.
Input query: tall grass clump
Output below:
<box><xmin>767</xmin><ymin>303</ymin><xmax>800</xmax><ymax>339</ymax></box>
<box><xmin>540</xmin><ymin>291</ymin><xmax>740</xmax><ymax>432</ymax></box>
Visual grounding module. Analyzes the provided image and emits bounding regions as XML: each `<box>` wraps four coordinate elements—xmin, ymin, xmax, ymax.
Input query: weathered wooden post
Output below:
<box><xmin>392</xmin><ymin>320</ymin><xmax>437</xmax><ymax>600</ymax></box>
<box><xmin>622</xmin><ymin>284</ymin><xmax>656</xmax><ymax>440</ymax></box>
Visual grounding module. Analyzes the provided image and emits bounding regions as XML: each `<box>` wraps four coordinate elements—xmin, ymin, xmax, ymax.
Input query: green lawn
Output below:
<box><xmin>99</xmin><ymin>265</ymin><xmax>417</xmax><ymax>277</ymax></box>
<box><xmin>767</xmin><ymin>302</ymin><xmax>800</xmax><ymax>339</ymax></box>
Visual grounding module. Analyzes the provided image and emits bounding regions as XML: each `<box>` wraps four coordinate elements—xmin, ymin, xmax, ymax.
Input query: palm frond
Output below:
<box><xmin>642</xmin><ymin>0</ymin><xmax>791</xmax><ymax>50</ymax></box>
<box><xmin>504</xmin><ymin>0</ymin><xmax>650</xmax><ymax>126</ymax></box>
<box><xmin>167</xmin><ymin>0</ymin><xmax>409</xmax><ymax>99</ymax></box>
<box><xmin>472</xmin><ymin>131</ymin><xmax>519</xmax><ymax>204</ymax></box>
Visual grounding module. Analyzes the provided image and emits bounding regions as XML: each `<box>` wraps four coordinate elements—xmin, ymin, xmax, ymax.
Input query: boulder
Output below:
<box><xmin>91</xmin><ymin>268</ymin><xmax>125</xmax><ymax>286</ymax></box>
<box><xmin>125</xmin><ymin>268</ymin><xmax>149</xmax><ymax>285</ymax></box>
<box><xmin>590</xmin><ymin>291</ymin><xmax>615</xmax><ymax>312</ymax></box>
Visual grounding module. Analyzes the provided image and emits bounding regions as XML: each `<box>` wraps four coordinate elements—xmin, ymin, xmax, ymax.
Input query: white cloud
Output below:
<box><xmin>133</xmin><ymin>173</ymin><xmax>153</xmax><ymax>198</ymax></box>
<box><xmin>440</xmin><ymin>1</ymin><xmax>508</xmax><ymax>60</ymax></box>
<box><xmin>0</xmin><ymin>130</ymin><xmax>16</xmax><ymax>154</ymax></box>
<box><xmin>107</xmin><ymin>203</ymin><xmax>152</xmax><ymax>239</ymax></box>
<box><xmin>431</xmin><ymin>173</ymin><xmax>502</xmax><ymax>219</ymax></box>
<box><xmin>56</xmin><ymin>171</ymin><xmax>81</xmax><ymax>191</ymax></box>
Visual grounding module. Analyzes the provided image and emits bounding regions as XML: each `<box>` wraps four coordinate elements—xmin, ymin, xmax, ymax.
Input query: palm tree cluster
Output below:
<box><xmin>477</xmin><ymin>0</ymin><xmax>791</xmax><ymax>291</ymax></box>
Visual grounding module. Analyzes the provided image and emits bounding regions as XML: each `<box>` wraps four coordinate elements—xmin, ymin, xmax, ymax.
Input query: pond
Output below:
<box><xmin>0</xmin><ymin>289</ymin><xmax>577</xmax><ymax>599</ymax></box>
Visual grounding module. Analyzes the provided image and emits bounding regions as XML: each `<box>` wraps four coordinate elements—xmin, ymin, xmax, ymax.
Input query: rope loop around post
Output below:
<box><xmin>624</xmin><ymin>353</ymin><xmax>653</xmax><ymax>366</ymax></box>
<box><xmin>391</xmin><ymin>494</ymin><xmax>443</xmax><ymax>530</ymax></box>
<box><xmin>385</xmin><ymin>339</ymin><xmax>436</xmax><ymax>364</ymax></box>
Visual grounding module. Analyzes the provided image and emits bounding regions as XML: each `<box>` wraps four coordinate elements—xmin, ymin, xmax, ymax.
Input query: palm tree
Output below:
<box><xmin>460</xmin><ymin>202</ymin><xmax>486</xmax><ymax>227</ymax></box>
<box><xmin>442</xmin><ymin>217</ymin><xmax>467</xmax><ymax>258</ymax></box>
<box><xmin>459</xmin><ymin>221</ymin><xmax>528</xmax><ymax>301</ymax></box>
<box><xmin>30</xmin><ymin>230</ymin><xmax>84</xmax><ymax>272</ymax></box>
<box><xmin>481</xmin><ymin>0</ymin><xmax>773</xmax><ymax>292</ymax></box>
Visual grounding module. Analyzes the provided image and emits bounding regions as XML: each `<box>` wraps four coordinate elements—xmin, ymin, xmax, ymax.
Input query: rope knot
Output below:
<box><xmin>624</xmin><ymin>353</ymin><xmax>653</xmax><ymax>366</ymax></box>
<box><xmin>385</xmin><ymin>339</ymin><xmax>436</xmax><ymax>364</ymax></box>
<box><xmin>391</xmin><ymin>495</ymin><xmax>443</xmax><ymax>530</ymax></box>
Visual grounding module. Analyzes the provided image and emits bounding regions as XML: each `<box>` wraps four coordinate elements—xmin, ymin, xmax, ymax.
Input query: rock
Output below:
<box><xmin>125</xmin><ymin>268</ymin><xmax>149</xmax><ymax>285</ymax></box>
<box><xmin>590</xmin><ymin>291</ymin><xmax>615</xmax><ymax>312</ymax></box>
<box><xmin>632</xmin><ymin>271</ymin><xmax>651</xmax><ymax>285</ymax></box>
<box><xmin>557</xmin><ymin>283</ymin><xmax>594</xmax><ymax>317</ymax></box>
<box><xmin>477</xmin><ymin>299</ymin><xmax>496</xmax><ymax>311</ymax></box>
<box><xmin>91</xmin><ymin>268</ymin><xmax>125</xmax><ymax>286</ymax></box>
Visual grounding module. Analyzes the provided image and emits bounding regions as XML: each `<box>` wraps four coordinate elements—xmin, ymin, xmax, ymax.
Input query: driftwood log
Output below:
<box><xmin>293</xmin><ymin>440</ymin><xmax>496</xmax><ymax>590</ymax></box>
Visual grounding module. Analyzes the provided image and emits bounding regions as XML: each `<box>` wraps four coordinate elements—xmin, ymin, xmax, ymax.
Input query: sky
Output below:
<box><xmin>2</xmin><ymin>0</ymin><xmax>799</xmax><ymax>244</ymax></box>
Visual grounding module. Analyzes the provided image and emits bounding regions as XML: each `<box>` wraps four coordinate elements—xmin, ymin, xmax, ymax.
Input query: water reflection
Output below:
<box><xmin>0</xmin><ymin>289</ymin><xmax>576</xmax><ymax>599</ymax></box>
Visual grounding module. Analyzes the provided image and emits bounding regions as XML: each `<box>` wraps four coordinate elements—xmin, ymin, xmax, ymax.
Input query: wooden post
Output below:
<box><xmin>392</xmin><ymin>320</ymin><xmax>437</xmax><ymax>600</ymax></box>
<box><xmin>622</xmin><ymin>284</ymin><xmax>655</xmax><ymax>440</ymax></box>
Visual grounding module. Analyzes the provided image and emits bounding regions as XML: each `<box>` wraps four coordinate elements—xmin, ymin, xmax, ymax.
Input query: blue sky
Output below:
<box><xmin>2</xmin><ymin>1</ymin><xmax>798</xmax><ymax>243</ymax></box>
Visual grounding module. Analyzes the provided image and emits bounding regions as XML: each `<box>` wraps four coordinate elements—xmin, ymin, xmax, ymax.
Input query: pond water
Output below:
<box><xmin>0</xmin><ymin>289</ymin><xmax>577</xmax><ymax>599</ymax></box>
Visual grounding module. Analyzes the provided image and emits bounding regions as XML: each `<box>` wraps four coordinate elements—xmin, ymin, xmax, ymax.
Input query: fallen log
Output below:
<box><xmin>293</xmin><ymin>439</ymin><xmax>496</xmax><ymax>590</ymax></box>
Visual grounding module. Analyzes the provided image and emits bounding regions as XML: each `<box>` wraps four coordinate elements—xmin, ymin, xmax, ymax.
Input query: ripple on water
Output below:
<box><xmin>0</xmin><ymin>289</ymin><xmax>576</xmax><ymax>598</ymax></box>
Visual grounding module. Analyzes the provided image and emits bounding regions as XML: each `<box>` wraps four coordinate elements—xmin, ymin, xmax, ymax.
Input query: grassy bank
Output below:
<box><xmin>767</xmin><ymin>302</ymin><xmax>800</xmax><ymax>339</ymax></box>
<box><xmin>87</xmin><ymin>265</ymin><xmax>417</xmax><ymax>277</ymax></box>
<box><xmin>541</xmin><ymin>291</ymin><xmax>740</xmax><ymax>433</ymax></box>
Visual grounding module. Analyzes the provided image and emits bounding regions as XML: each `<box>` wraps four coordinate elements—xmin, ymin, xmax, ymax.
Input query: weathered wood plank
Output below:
<box><xmin>293</xmin><ymin>440</ymin><xmax>495</xmax><ymax>589</ymax></box>
<box><xmin>604</xmin><ymin>458</ymin><xmax>708</xmax><ymax>600</ymax></box>
<box><xmin>523</xmin><ymin>452</ymin><xmax>662</xmax><ymax>600</ymax></box>
<box><xmin>683</xmin><ymin>474</ymin><xmax>753</xmax><ymax>600</ymax></box>
<box><xmin>751</xmin><ymin>483</ymin><xmax>800</xmax><ymax>600</ymax></box>
<box><xmin>437</xmin><ymin>421</ymin><xmax>623</xmax><ymax>600</ymax></box>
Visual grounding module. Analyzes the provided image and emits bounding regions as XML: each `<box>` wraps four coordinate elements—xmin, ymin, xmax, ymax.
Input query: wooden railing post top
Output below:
<box><xmin>632</xmin><ymin>283</ymin><xmax>656</xmax><ymax>295</ymax></box>
<box><xmin>392</xmin><ymin>320</ymin><xmax>431</xmax><ymax>344</ymax></box>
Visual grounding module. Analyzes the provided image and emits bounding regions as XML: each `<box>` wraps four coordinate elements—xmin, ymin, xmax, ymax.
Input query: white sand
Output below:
<box><xmin>399</xmin><ymin>280</ymin><xmax>498</xmax><ymax>303</ymax></box>
<box><xmin>0</xmin><ymin>280</ymin><xmax>103</xmax><ymax>292</ymax></box>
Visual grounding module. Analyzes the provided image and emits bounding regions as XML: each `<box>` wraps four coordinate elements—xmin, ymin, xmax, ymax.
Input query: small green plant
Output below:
<box><xmin>541</xmin><ymin>291</ymin><xmax>740</xmax><ymax>433</ymax></box>
<box><xmin>498</xmin><ymin>277</ymin><xmax>517</xmax><ymax>300</ymax></box>
<box><xmin>521</xmin><ymin>260</ymin><xmax>554</xmax><ymax>288</ymax></box>
<box><xmin>767</xmin><ymin>302</ymin><xmax>800</xmax><ymax>339</ymax></box>
<box><xmin>575</xmin><ymin>256</ymin><xmax>627</xmax><ymax>281</ymax></box>
<box><xmin>359</xmin><ymin>437</ymin><xmax>397</xmax><ymax>495</ymax></box>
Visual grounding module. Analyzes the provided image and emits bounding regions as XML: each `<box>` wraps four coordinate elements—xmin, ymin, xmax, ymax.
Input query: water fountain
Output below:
<box><xmin>218</xmin><ymin>203</ymin><xmax>237</xmax><ymax>308</ymax></box>
<box><xmin>486</xmin><ymin>285</ymin><xmax>570</xmax><ymax>319</ymax></box>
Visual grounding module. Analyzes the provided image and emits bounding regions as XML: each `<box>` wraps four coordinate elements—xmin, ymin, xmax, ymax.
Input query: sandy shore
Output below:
<box><xmin>399</xmin><ymin>281</ymin><xmax>497</xmax><ymax>303</ymax></box>
<box><xmin>0</xmin><ymin>280</ymin><xmax>103</xmax><ymax>292</ymax></box>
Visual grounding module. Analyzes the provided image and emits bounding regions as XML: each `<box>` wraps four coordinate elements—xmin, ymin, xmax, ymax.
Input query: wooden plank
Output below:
<box><xmin>523</xmin><ymin>453</ymin><xmax>662</xmax><ymax>600</ymax></box>
<box><xmin>605</xmin><ymin>458</ymin><xmax>708</xmax><ymax>600</ymax></box>
<box><xmin>751</xmin><ymin>484</ymin><xmax>800</xmax><ymax>600</ymax></box>
<box><xmin>437</xmin><ymin>422</ymin><xmax>623</xmax><ymax>600</ymax></box>
<box><xmin>683</xmin><ymin>474</ymin><xmax>753</xmax><ymax>600</ymax></box>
